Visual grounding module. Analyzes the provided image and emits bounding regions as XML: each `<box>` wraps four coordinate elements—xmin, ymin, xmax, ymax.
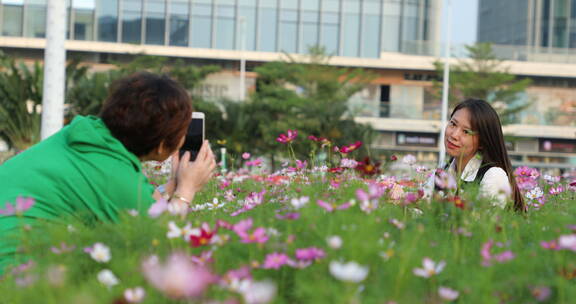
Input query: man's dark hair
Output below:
<box><xmin>100</xmin><ymin>72</ymin><xmax>192</xmax><ymax>157</ymax></box>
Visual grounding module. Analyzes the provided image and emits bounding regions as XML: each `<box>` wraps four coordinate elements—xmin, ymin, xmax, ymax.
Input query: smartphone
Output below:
<box><xmin>180</xmin><ymin>112</ymin><xmax>205</xmax><ymax>161</ymax></box>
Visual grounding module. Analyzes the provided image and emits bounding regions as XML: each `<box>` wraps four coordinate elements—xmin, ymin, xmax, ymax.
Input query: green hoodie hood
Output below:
<box><xmin>65</xmin><ymin>115</ymin><xmax>142</xmax><ymax>171</ymax></box>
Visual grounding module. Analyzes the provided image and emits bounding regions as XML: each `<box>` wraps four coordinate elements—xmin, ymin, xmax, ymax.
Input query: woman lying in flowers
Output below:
<box><xmin>429</xmin><ymin>99</ymin><xmax>525</xmax><ymax>211</ymax></box>
<box><xmin>0</xmin><ymin>72</ymin><xmax>216</xmax><ymax>274</ymax></box>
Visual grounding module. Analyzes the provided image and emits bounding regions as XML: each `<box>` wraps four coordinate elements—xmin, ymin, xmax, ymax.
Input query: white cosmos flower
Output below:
<box><xmin>438</xmin><ymin>286</ymin><xmax>459</xmax><ymax>301</ymax></box>
<box><xmin>124</xmin><ymin>286</ymin><xmax>146</xmax><ymax>303</ymax></box>
<box><xmin>290</xmin><ymin>196</ymin><xmax>309</xmax><ymax>209</ymax></box>
<box><xmin>167</xmin><ymin>221</ymin><xmax>198</xmax><ymax>240</ymax></box>
<box><xmin>97</xmin><ymin>269</ymin><xmax>119</xmax><ymax>287</ymax></box>
<box><xmin>326</xmin><ymin>235</ymin><xmax>343</xmax><ymax>249</ymax></box>
<box><xmin>329</xmin><ymin>260</ymin><xmax>369</xmax><ymax>283</ymax></box>
<box><xmin>402</xmin><ymin>154</ymin><xmax>417</xmax><ymax>166</ymax></box>
<box><xmin>413</xmin><ymin>257</ymin><xmax>446</xmax><ymax>278</ymax></box>
<box><xmin>90</xmin><ymin>243</ymin><xmax>111</xmax><ymax>263</ymax></box>
<box><xmin>237</xmin><ymin>279</ymin><xmax>277</xmax><ymax>304</ymax></box>
<box><xmin>558</xmin><ymin>234</ymin><xmax>576</xmax><ymax>251</ymax></box>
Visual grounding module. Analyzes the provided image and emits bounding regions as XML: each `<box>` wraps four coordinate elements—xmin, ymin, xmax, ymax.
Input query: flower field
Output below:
<box><xmin>1</xmin><ymin>137</ymin><xmax>575</xmax><ymax>304</ymax></box>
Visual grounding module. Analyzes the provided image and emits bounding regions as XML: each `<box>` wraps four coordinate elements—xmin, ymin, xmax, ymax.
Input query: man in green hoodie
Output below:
<box><xmin>0</xmin><ymin>72</ymin><xmax>216</xmax><ymax>274</ymax></box>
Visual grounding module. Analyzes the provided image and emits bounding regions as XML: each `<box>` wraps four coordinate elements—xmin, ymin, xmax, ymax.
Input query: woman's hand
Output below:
<box><xmin>173</xmin><ymin>140</ymin><xmax>216</xmax><ymax>201</ymax></box>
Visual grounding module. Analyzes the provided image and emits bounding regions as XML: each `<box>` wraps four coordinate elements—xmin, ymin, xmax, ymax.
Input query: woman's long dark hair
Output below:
<box><xmin>451</xmin><ymin>99</ymin><xmax>525</xmax><ymax>212</ymax></box>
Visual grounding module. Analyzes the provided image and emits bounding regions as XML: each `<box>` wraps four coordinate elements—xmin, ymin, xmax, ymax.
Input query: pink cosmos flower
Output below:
<box><xmin>262</xmin><ymin>252</ymin><xmax>290</xmax><ymax>269</ymax></box>
<box><xmin>242</xmin><ymin>152</ymin><xmax>251</xmax><ymax>159</ymax></box>
<box><xmin>434</xmin><ymin>169</ymin><xmax>457</xmax><ymax>190</ymax></box>
<box><xmin>246</xmin><ymin>158</ymin><xmax>263</xmax><ymax>167</ymax></box>
<box><xmin>540</xmin><ymin>240</ymin><xmax>560</xmax><ymax>250</ymax></box>
<box><xmin>0</xmin><ymin>197</ymin><xmax>35</xmax><ymax>216</ymax></box>
<box><xmin>190</xmin><ymin>250</ymin><xmax>214</xmax><ymax>266</ymax></box>
<box><xmin>147</xmin><ymin>198</ymin><xmax>168</xmax><ymax>218</ymax></box>
<box><xmin>142</xmin><ymin>252</ymin><xmax>216</xmax><ymax>299</ymax></box>
<box><xmin>481</xmin><ymin>240</ymin><xmax>515</xmax><ymax>266</ymax></box>
<box><xmin>275</xmin><ymin>212</ymin><xmax>300</xmax><ymax>220</ymax></box>
<box><xmin>50</xmin><ymin>242</ymin><xmax>76</xmax><ymax>254</ymax></box>
<box><xmin>233</xmin><ymin>218</ymin><xmax>269</xmax><ymax>244</ymax></box>
<box><xmin>295</xmin><ymin>247</ymin><xmax>325</xmax><ymax>261</ymax></box>
<box><xmin>531</xmin><ymin>286</ymin><xmax>552</xmax><ymax>302</ymax></box>
<box><xmin>549</xmin><ymin>185</ymin><xmax>564</xmax><ymax>195</ymax></box>
<box><xmin>231</xmin><ymin>190</ymin><xmax>266</xmax><ymax>216</ymax></box>
<box><xmin>356</xmin><ymin>183</ymin><xmax>384</xmax><ymax>213</ymax></box>
<box><xmin>276</xmin><ymin>130</ymin><xmax>298</xmax><ymax>144</ymax></box>
<box><xmin>316</xmin><ymin>200</ymin><xmax>353</xmax><ymax>212</ymax></box>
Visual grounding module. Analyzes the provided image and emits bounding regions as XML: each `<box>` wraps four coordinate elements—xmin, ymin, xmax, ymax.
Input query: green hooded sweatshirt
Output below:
<box><xmin>0</xmin><ymin>116</ymin><xmax>155</xmax><ymax>273</ymax></box>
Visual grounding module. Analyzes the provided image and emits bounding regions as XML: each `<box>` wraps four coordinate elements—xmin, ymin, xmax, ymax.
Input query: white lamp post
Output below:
<box><xmin>437</xmin><ymin>0</ymin><xmax>452</xmax><ymax>167</ymax></box>
<box><xmin>41</xmin><ymin>0</ymin><xmax>67</xmax><ymax>140</ymax></box>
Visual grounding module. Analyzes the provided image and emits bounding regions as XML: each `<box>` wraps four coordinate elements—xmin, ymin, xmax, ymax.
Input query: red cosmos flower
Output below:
<box><xmin>328</xmin><ymin>167</ymin><xmax>344</xmax><ymax>173</ymax></box>
<box><xmin>276</xmin><ymin>130</ymin><xmax>298</xmax><ymax>144</ymax></box>
<box><xmin>446</xmin><ymin>196</ymin><xmax>466</xmax><ymax>210</ymax></box>
<box><xmin>338</xmin><ymin>141</ymin><xmax>362</xmax><ymax>154</ymax></box>
<box><xmin>189</xmin><ymin>225</ymin><xmax>215</xmax><ymax>247</ymax></box>
<box><xmin>390</xmin><ymin>155</ymin><xmax>398</xmax><ymax>161</ymax></box>
<box><xmin>355</xmin><ymin>157</ymin><xmax>381</xmax><ymax>176</ymax></box>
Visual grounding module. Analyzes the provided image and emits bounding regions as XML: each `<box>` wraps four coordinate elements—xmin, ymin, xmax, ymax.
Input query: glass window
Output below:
<box><xmin>169</xmin><ymin>0</ymin><xmax>189</xmax><ymax>46</ymax></box>
<box><xmin>279</xmin><ymin>0</ymin><xmax>298</xmax><ymax>53</ymax></box>
<box><xmin>122</xmin><ymin>0</ymin><xmax>142</xmax><ymax>44</ymax></box>
<box><xmin>258</xmin><ymin>0</ymin><xmax>277</xmax><ymax>52</ymax></box>
<box><xmin>97</xmin><ymin>0</ymin><xmax>118</xmax><ymax>42</ymax></box>
<box><xmin>215</xmin><ymin>0</ymin><xmax>235</xmax><ymax>50</ymax></box>
<box><xmin>238</xmin><ymin>0</ymin><xmax>256</xmax><ymax>51</ymax></box>
<box><xmin>25</xmin><ymin>0</ymin><xmax>47</xmax><ymax>38</ymax></box>
<box><xmin>191</xmin><ymin>0</ymin><xmax>213</xmax><ymax>48</ymax></box>
<box><xmin>320</xmin><ymin>0</ymin><xmax>339</xmax><ymax>55</ymax></box>
<box><xmin>361</xmin><ymin>0</ymin><xmax>381</xmax><ymax>58</ymax></box>
<box><xmin>382</xmin><ymin>0</ymin><xmax>401</xmax><ymax>52</ymax></box>
<box><xmin>342</xmin><ymin>0</ymin><xmax>360</xmax><ymax>56</ymax></box>
<box><xmin>145</xmin><ymin>0</ymin><xmax>165</xmax><ymax>45</ymax></box>
<box><xmin>73</xmin><ymin>0</ymin><xmax>95</xmax><ymax>40</ymax></box>
<box><xmin>402</xmin><ymin>0</ymin><xmax>419</xmax><ymax>45</ymax></box>
<box><xmin>301</xmin><ymin>0</ymin><xmax>319</xmax><ymax>53</ymax></box>
<box><xmin>2</xmin><ymin>0</ymin><xmax>24</xmax><ymax>36</ymax></box>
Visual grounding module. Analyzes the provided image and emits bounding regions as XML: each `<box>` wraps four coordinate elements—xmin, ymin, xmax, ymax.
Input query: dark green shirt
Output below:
<box><xmin>0</xmin><ymin>116</ymin><xmax>155</xmax><ymax>273</ymax></box>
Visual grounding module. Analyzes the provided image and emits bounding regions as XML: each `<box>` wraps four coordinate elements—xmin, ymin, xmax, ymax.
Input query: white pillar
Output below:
<box><xmin>41</xmin><ymin>0</ymin><xmax>67</xmax><ymax>140</ymax></box>
<box><xmin>438</xmin><ymin>0</ymin><xmax>452</xmax><ymax>167</ymax></box>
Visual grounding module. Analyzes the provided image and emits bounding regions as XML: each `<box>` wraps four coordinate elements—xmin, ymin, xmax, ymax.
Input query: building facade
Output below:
<box><xmin>478</xmin><ymin>0</ymin><xmax>576</xmax><ymax>50</ymax></box>
<box><xmin>0</xmin><ymin>0</ymin><xmax>441</xmax><ymax>58</ymax></box>
<box><xmin>0</xmin><ymin>0</ymin><xmax>575</xmax><ymax>171</ymax></box>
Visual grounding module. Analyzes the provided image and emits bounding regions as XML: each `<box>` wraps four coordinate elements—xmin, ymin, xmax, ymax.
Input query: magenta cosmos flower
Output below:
<box><xmin>276</xmin><ymin>130</ymin><xmax>298</xmax><ymax>144</ymax></box>
<box><xmin>262</xmin><ymin>252</ymin><xmax>290</xmax><ymax>269</ymax></box>
<box><xmin>295</xmin><ymin>247</ymin><xmax>326</xmax><ymax>261</ymax></box>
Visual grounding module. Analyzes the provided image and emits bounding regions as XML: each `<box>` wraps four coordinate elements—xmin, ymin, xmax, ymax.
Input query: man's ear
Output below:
<box><xmin>156</xmin><ymin>140</ymin><xmax>168</xmax><ymax>156</ymax></box>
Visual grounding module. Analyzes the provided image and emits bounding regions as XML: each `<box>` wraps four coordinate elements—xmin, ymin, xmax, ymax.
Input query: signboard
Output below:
<box><xmin>539</xmin><ymin>138</ymin><xmax>576</xmax><ymax>153</ymax></box>
<box><xmin>396</xmin><ymin>132</ymin><xmax>438</xmax><ymax>147</ymax></box>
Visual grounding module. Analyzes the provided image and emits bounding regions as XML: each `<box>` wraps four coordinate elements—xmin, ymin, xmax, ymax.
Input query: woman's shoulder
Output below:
<box><xmin>483</xmin><ymin>166</ymin><xmax>509</xmax><ymax>179</ymax></box>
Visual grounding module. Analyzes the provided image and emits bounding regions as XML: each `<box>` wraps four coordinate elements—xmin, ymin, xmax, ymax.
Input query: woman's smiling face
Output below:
<box><xmin>444</xmin><ymin>107</ymin><xmax>480</xmax><ymax>161</ymax></box>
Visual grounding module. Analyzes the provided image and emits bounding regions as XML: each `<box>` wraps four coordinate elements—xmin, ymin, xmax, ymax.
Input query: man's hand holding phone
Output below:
<box><xmin>172</xmin><ymin>140</ymin><xmax>216</xmax><ymax>204</ymax></box>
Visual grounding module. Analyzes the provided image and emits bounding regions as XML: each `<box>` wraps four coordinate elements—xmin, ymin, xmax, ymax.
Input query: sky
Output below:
<box><xmin>442</xmin><ymin>0</ymin><xmax>479</xmax><ymax>46</ymax></box>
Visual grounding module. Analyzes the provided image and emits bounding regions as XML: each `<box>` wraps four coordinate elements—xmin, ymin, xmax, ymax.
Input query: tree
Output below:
<box><xmin>247</xmin><ymin>46</ymin><xmax>376</xmax><ymax>165</ymax></box>
<box><xmin>433</xmin><ymin>43</ymin><xmax>532</xmax><ymax>124</ymax></box>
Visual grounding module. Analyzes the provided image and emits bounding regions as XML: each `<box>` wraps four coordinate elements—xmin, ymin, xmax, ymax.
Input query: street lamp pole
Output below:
<box><xmin>41</xmin><ymin>0</ymin><xmax>67</xmax><ymax>140</ymax></box>
<box><xmin>239</xmin><ymin>16</ymin><xmax>246</xmax><ymax>101</ymax></box>
<box><xmin>438</xmin><ymin>0</ymin><xmax>452</xmax><ymax>167</ymax></box>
